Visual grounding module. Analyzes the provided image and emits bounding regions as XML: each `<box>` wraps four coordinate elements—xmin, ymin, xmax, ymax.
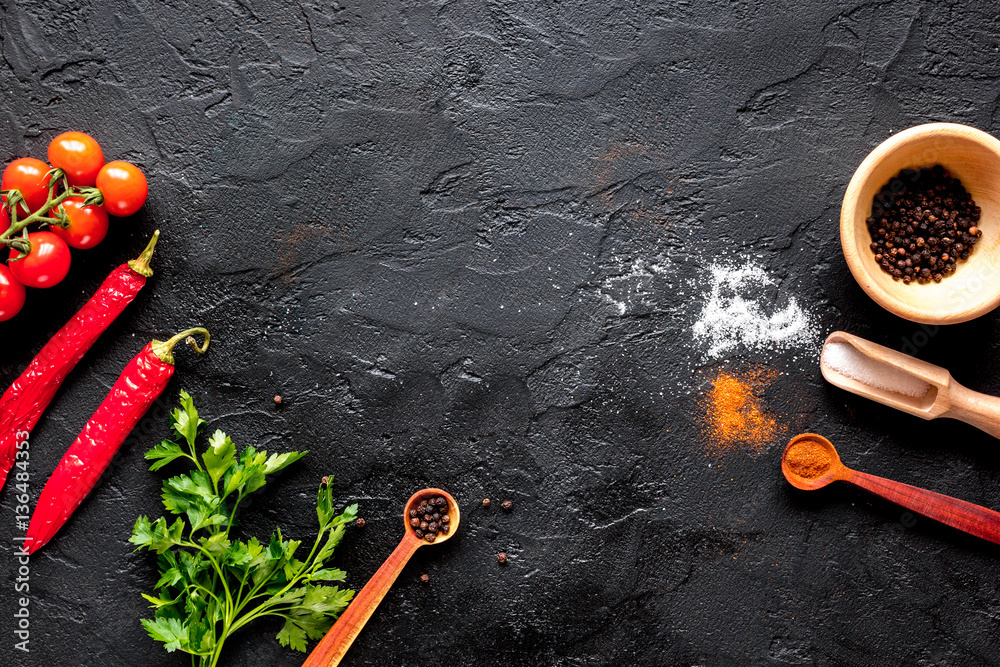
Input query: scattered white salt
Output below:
<box><xmin>692</xmin><ymin>262</ymin><xmax>816</xmax><ymax>359</ymax></box>
<box><xmin>821</xmin><ymin>341</ymin><xmax>930</xmax><ymax>398</ymax></box>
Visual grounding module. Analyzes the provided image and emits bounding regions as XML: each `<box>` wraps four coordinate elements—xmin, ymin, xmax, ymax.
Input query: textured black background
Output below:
<box><xmin>1</xmin><ymin>1</ymin><xmax>1000</xmax><ymax>665</ymax></box>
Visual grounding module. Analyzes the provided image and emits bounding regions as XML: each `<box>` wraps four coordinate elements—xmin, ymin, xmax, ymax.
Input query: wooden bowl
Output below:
<box><xmin>841</xmin><ymin>123</ymin><xmax>1000</xmax><ymax>324</ymax></box>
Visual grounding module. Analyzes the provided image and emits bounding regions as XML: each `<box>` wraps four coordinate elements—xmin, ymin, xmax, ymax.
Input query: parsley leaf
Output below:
<box><xmin>141</xmin><ymin>617</ymin><xmax>189</xmax><ymax>653</ymax></box>
<box><xmin>264</xmin><ymin>450</ymin><xmax>308</xmax><ymax>474</ymax></box>
<box><xmin>131</xmin><ymin>391</ymin><xmax>358</xmax><ymax>665</ymax></box>
<box><xmin>171</xmin><ymin>389</ymin><xmax>204</xmax><ymax>449</ymax></box>
<box><xmin>276</xmin><ymin>617</ymin><xmax>309</xmax><ymax>652</ymax></box>
<box><xmin>202</xmin><ymin>430</ymin><xmax>235</xmax><ymax>488</ymax></box>
<box><xmin>311</xmin><ymin>567</ymin><xmax>347</xmax><ymax>582</ymax></box>
<box><xmin>145</xmin><ymin>440</ymin><xmax>188</xmax><ymax>470</ymax></box>
<box><xmin>130</xmin><ymin>516</ymin><xmax>187</xmax><ymax>554</ymax></box>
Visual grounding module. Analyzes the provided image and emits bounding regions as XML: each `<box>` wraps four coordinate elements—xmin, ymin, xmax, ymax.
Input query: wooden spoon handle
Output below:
<box><xmin>846</xmin><ymin>469</ymin><xmax>1000</xmax><ymax>545</ymax></box>
<box><xmin>302</xmin><ymin>534</ymin><xmax>421</xmax><ymax>667</ymax></box>
<box><xmin>944</xmin><ymin>382</ymin><xmax>1000</xmax><ymax>439</ymax></box>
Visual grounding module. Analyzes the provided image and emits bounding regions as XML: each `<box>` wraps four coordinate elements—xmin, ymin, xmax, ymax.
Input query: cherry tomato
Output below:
<box><xmin>0</xmin><ymin>264</ymin><xmax>25</xmax><ymax>321</ymax></box>
<box><xmin>2</xmin><ymin>158</ymin><xmax>51</xmax><ymax>216</ymax></box>
<box><xmin>48</xmin><ymin>131</ymin><xmax>105</xmax><ymax>187</ymax></box>
<box><xmin>8</xmin><ymin>231</ymin><xmax>71</xmax><ymax>288</ymax></box>
<box><xmin>96</xmin><ymin>161</ymin><xmax>147</xmax><ymax>217</ymax></box>
<box><xmin>50</xmin><ymin>197</ymin><xmax>109</xmax><ymax>250</ymax></box>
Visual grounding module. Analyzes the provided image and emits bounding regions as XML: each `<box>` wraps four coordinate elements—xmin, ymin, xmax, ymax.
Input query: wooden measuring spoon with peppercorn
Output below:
<box><xmin>782</xmin><ymin>433</ymin><xmax>1000</xmax><ymax>545</ymax></box>
<box><xmin>302</xmin><ymin>488</ymin><xmax>459</xmax><ymax>667</ymax></box>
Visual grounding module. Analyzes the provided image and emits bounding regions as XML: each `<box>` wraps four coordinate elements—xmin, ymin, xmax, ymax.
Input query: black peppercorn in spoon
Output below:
<box><xmin>302</xmin><ymin>488</ymin><xmax>459</xmax><ymax>667</ymax></box>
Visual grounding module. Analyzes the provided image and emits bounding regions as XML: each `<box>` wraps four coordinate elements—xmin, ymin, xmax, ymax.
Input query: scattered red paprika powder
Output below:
<box><xmin>701</xmin><ymin>368</ymin><xmax>782</xmax><ymax>454</ymax></box>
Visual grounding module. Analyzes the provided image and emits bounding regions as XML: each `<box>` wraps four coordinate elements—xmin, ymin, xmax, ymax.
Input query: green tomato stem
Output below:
<box><xmin>0</xmin><ymin>185</ymin><xmax>95</xmax><ymax>244</ymax></box>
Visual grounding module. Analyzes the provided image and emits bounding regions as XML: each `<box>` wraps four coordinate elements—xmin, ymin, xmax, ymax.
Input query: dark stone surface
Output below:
<box><xmin>1</xmin><ymin>1</ymin><xmax>1000</xmax><ymax>665</ymax></box>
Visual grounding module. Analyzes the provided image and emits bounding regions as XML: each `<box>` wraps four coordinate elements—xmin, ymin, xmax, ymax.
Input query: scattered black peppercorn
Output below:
<box><xmin>867</xmin><ymin>165</ymin><xmax>981</xmax><ymax>283</ymax></box>
<box><xmin>501</xmin><ymin>500</ymin><xmax>513</xmax><ymax>511</ymax></box>
<box><xmin>497</xmin><ymin>552</ymin><xmax>508</xmax><ymax>564</ymax></box>
<box><xmin>355</xmin><ymin>518</ymin><xmax>366</xmax><ymax>528</ymax></box>
<box><xmin>482</xmin><ymin>498</ymin><xmax>491</xmax><ymax>508</ymax></box>
<box><xmin>420</xmin><ymin>574</ymin><xmax>430</xmax><ymax>583</ymax></box>
<box><xmin>412</xmin><ymin>495</ymin><xmax>450</xmax><ymax>541</ymax></box>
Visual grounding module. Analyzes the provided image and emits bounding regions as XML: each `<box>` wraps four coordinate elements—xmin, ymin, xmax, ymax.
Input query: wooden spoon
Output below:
<box><xmin>821</xmin><ymin>331</ymin><xmax>1000</xmax><ymax>439</ymax></box>
<box><xmin>301</xmin><ymin>488</ymin><xmax>460</xmax><ymax>667</ymax></box>
<box><xmin>782</xmin><ymin>433</ymin><xmax>1000</xmax><ymax>545</ymax></box>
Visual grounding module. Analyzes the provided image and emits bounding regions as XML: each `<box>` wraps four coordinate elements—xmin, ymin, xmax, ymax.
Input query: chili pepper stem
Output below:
<box><xmin>151</xmin><ymin>327</ymin><xmax>210</xmax><ymax>365</ymax></box>
<box><xmin>127</xmin><ymin>230</ymin><xmax>160</xmax><ymax>277</ymax></box>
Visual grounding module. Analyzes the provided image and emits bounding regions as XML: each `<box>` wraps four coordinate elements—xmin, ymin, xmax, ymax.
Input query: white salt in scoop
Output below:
<box><xmin>820</xmin><ymin>331</ymin><xmax>1000</xmax><ymax>439</ymax></box>
<box><xmin>821</xmin><ymin>341</ymin><xmax>930</xmax><ymax>398</ymax></box>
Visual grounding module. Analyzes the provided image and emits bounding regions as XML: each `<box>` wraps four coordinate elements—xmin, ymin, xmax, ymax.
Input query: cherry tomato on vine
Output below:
<box><xmin>96</xmin><ymin>161</ymin><xmax>147</xmax><ymax>217</ymax></box>
<box><xmin>2</xmin><ymin>158</ymin><xmax>51</xmax><ymax>216</ymax></box>
<box><xmin>48</xmin><ymin>131</ymin><xmax>105</xmax><ymax>187</ymax></box>
<box><xmin>50</xmin><ymin>197</ymin><xmax>109</xmax><ymax>250</ymax></box>
<box><xmin>8</xmin><ymin>231</ymin><xmax>71</xmax><ymax>288</ymax></box>
<box><xmin>0</xmin><ymin>264</ymin><xmax>25</xmax><ymax>321</ymax></box>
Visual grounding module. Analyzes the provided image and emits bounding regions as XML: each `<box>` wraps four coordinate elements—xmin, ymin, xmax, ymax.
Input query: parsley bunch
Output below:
<box><xmin>130</xmin><ymin>391</ymin><xmax>357</xmax><ymax>667</ymax></box>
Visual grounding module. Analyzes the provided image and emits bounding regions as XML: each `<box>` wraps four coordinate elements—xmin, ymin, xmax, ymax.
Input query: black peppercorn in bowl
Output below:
<box><xmin>841</xmin><ymin>123</ymin><xmax>1000</xmax><ymax>324</ymax></box>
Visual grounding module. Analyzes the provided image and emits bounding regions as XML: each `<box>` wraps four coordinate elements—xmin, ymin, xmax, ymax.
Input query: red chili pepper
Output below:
<box><xmin>26</xmin><ymin>327</ymin><xmax>209</xmax><ymax>554</ymax></box>
<box><xmin>0</xmin><ymin>231</ymin><xmax>159</xmax><ymax>492</ymax></box>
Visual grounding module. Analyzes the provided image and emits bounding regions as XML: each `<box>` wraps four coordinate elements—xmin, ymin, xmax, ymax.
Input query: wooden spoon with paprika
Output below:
<box><xmin>782</xmin><ymin>433</ymin><xmax>1000</xmax><ymax>545</ymax></box>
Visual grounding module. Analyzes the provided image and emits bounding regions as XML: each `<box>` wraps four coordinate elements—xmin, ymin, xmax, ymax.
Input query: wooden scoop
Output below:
<box><xmin>821</xmin><ymin>331</ymin><xmax>1000</xmax><ymax>439</ymax></box>
<box><xmin>782</xmin><ymin>433</ymin><xmax>1000</xmax><ymax>545</ymax></box>
<box><xmin>302</xmin><ymin>488</ymin><xmax>459</xmax><ymax>667</ymax></box>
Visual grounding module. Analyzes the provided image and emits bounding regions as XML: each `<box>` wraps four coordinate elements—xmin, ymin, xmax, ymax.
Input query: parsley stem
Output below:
<box><xmin>181</xmin><ymin>583</ymin><xmax>226</xmax><ymax>618</ymax></box>
<box><xmin>230</xmin><ymin>573</ymin><xmax>306</xmax><ymax>633</ymax></box>
<box><xmin>230</xmin><ymin>517</ymin><xmax>330</xmax><ymax>624</ymax></box>
<box><xmin>227</xmin><ymin>490</ymin><xmax>246</xmax><ymax>528</ymax></box>
<box><xmin>234</xmin><ymin>567</ymin><xmax>251</xmax><ymax>613</ymax></box>
<box><xmin>182</xmin><ymin>540</ymin><xmax>235</xmax><ymax>620</ymax></box>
